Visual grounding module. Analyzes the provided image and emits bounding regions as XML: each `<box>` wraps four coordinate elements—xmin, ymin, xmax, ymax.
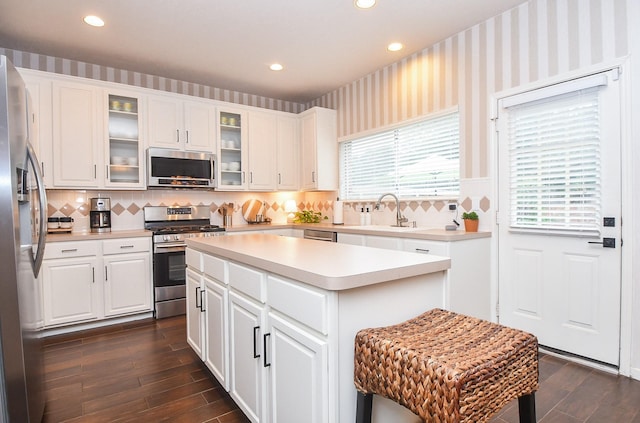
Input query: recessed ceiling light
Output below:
<box><xmin>354</xmin><ymin>0</ymin><xmax>376</xmax><ymax>9</ymax></box>
<box><xmin>83</xmin><ymin>15</ymin><xmax>105</xmax><ymax>27</ymax></box>
<box><xmin>387</xmin><ymin>42</ymin><xmax>403</xmax><ymax>52</ymax></box>
<box><xmin>270</xmin><ymin>63</ymin><xmax>284</xmax><ymax>71</ymax></box>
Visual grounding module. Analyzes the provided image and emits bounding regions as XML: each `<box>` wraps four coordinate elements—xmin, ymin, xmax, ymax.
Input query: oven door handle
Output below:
<box><xmin>154</xmin><ymin>243</ymin><xmax>187</xmax><ymax>253</ymax></box>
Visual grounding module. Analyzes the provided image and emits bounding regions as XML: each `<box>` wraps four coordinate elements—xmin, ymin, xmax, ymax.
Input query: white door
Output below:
<box><xmin>497</xmin><ymin>70</ymin><xmax>622</xmax><ymax>366</ymax></box>
<box><xmin>103</xmin><ymin>253</ymin><xmax>151</xmax><ymax>317</ymax></box>
<box><xmin>204</xmin><ymin>277</ymin><xmax>229</xmax><ymax>390</ymax></box>
<box><xmin>186</xmin><ymin>269</ymin><xmax>204</xmax><ymax>358</ymax></box>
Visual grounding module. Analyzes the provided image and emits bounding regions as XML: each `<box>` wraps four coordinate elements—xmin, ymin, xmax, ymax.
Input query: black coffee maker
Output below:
<box><xmin>90</xmin><ymin>198</ymin><xmax>111</xmax><ymax>233</ymax></box>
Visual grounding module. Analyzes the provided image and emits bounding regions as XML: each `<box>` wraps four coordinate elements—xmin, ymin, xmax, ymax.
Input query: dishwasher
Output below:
<box><xmin>303</xmin><ymin>228</ymin><xmax>337</xmax><ymax>242</ymax></box>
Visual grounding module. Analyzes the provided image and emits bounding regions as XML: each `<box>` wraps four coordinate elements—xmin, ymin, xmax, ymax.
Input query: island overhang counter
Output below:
<box><xmin>185</xmin><ymin>233</ymin><xmax>451</xmax><ymax>423</ymax></box>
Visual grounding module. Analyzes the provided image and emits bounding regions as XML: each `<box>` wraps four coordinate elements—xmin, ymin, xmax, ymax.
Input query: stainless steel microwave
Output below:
<box><xmin>147</xmin><ymin>148</ymin><xmax>216</xmax><ymax>189</ymax></box>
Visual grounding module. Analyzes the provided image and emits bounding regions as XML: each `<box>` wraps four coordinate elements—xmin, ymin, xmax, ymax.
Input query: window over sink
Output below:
<box><xmin>339</xmin><ymin>110</ymin><xmax>460</xmax><ymax>200</ymax></box>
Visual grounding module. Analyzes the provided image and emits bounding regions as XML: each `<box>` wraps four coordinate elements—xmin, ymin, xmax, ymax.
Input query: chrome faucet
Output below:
<box><xmin>375</xmin><ymin>193</ymin><xmax>408</xmax><ymax>227</ymax></box>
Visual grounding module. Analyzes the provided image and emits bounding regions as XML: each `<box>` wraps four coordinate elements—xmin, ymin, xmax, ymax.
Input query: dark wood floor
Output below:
<box><xmin>42</xmin><ymin>315</ymin><xmax>640</xmax><ymax>422</ymax></box>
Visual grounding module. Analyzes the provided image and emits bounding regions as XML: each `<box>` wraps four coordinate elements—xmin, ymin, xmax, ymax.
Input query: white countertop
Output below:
<box><xmin>226</xmin><ymin>222</ymin><xmax>491</xmax><ymax>241</ymax></box>
<box><xmin>186</xmin><ymin>233</ymin><xmax>451</xmax><ymax>291</ymax></box>
<box><xmin>45</xmin><ymin>229</ymin><xmax>151</xmax><ymax>242</ymax></box>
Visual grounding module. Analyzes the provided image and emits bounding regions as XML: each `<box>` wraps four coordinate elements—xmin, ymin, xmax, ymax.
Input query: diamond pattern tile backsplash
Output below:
<box><xmin>46</xmin><ymin>188</ymin><xmax>491</xmax><ymax>232</ymax></box>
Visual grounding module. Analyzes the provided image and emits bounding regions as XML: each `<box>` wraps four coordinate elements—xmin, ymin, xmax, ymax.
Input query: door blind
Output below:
<box><xmin>340</xmin><ymin>112</ymin><xmax>459</xmax><ymax>200</ymax></box>
<box><xmin>505</xmin><ymin>87</ymin><xmax>602</xmax><ymax>233</ymax></box>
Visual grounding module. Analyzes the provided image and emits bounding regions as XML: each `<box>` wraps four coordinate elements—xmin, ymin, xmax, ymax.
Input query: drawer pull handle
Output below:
<box><xmin>120</xmin><ymin>245</ymin><xmax>135</xmax><ymax>249</ymax></box>
<box><xmin>415</xmin><ymin>248</ymin><xmax>430</xmax><ymax>254</ymax></box>
<box><xmin>200</xmin><ymin>289</ymin><xmax>205</xmax><ymax>313</ymax></box>
<box><xmin>253</xmin><ymin>326</ymin><xmax>260</xmax><ymax>358</ymax></box>
<box><xmin>263</xmin><ymin>333</ymin><xmax>271</xmax><ymax>367</ymax></box>
<box><xmin>61</xmin><ymin>248</ymin><xmax>78</xmax><ymax>253</ymax></box>
<box><xmin>195</xmin><ymin>287</ymin><xmax>201</xmax><ymax>309</ymax></box>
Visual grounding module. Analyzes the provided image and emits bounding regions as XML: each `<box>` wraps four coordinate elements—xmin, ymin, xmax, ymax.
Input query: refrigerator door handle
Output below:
<box><xmin>26</xmin><ymin>141</ymin><xmax>48</xmax><ymax>277</ymax></box>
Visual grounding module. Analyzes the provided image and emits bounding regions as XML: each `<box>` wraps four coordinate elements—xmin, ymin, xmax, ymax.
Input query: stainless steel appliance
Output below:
<box><xmin>90</xmin><ymin>197</ymin><xmax>111</xmax><ymax>233</ymax></box>
<box><xmin>0</xmin><ymin>55</ymin><xmax>48</xmax><ymax>422</ymax></box>
<box><xmin>303</xmin><ymin>229</ymin><xmax>337</xmax><ymax>242</ymax></box>
<box><xmin>144</xmin><ymin>205</ymin><xmax>225</xmax><ymax>318</ymax></box>
<box><xmin>147</xmin><ymin>148</ymin><xmax>216</xmax><ymax>189</ymax></box>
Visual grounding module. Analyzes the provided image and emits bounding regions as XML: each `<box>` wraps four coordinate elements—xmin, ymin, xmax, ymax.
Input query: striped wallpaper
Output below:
<box><xmin>0</xmin><ymin>47</ymin><xmax>306</xmax><ymax>114</ymax></box>
<box><xmin>309</xmin><ymin>0</ymin><xmax>630</xmax><ymax>179</ymax></box>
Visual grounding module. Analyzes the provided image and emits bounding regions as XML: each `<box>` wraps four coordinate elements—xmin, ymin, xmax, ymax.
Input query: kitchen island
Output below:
<box><xmin>186</xmin><ymin>233</ymin><xmax>450</xmax><ymax>423</ymax></box>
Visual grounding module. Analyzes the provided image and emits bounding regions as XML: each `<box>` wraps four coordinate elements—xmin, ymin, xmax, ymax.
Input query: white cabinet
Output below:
<box><xmin>247</xmin><ymin>111</ymin><xmax>277</xmax><ymax>191</ymax></box>
<box><xmin>104</xmin><ymin>91</ymin><xmax>145</xmax><ymax>188</ymax></box>
<box><xmin>21</xmin><ymin>70</ymin><xmax>53</xmax><ymax>187</ymax></box>
<box><xmin>43</xmin><ymin>237</ymin><xmax>153</xmax><ymax>329</ymax></box>
<box><xmin>204</xmin><ymin>276</ymin><xmax>229</xmax><ymax>389</ymax></box>
<box><xmin>299</xmin><ymin>107</ymin><xmax>338</xmax><ymax>191</ymax></box>
<box><xmin>229</xmin><ymin>291</ymin><xmax>266</xmax><ymax>423</ymax></box>
<box><xmin>403</xmin><ymin>238</ymin><xmax>490</xmax><ymax>320</ymax></box>
<box><xmin>102</xmin><ymin>238</ymin><xmax>152</xmax><ymax>316</ymax></box>
<box><xmin>52</xmin><ymin>80</ymin><xmax>102</xmax><ymax>187</ymax></box>
<box><xmin>337</xmin><ymin>233</ymin><xmax>365</xmax><ymax>246</ymax></box>
<box><xmin>267</xmin><ymin>313</ymin><xmax>328</xmax><ymax>423</ymax></box>
<box><xmin>186</xmin><ymin>268</ymin><xmax>205</xmax><ymax>358</ymax></box>
<box><xmin>41</xmin><ymin>241</ymin><xmax>101</xmax><ymax>326</ymax></box>
<box><xmin>218</xmin><ymin>108</ymin><xmax>248</xmax><ymax>189</ymax></box>
<box><xmin>147</xmin><ymin>94</ymin><xmax>216</xmax><ymax>152</ymax></box>
<box><xmin>276</xmin><ymin>115</ymin><xmax>298</xmax><ymax>190</ymax></box>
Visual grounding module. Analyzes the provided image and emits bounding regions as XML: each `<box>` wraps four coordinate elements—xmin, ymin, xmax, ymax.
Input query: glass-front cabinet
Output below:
<box><xmin>105</xmin><ymin>92</ymin><xmax>144</xmax><ymax>188</ymax></box>
<box><xmin>218</xmin><ymin>108</ymin><xmax>247</xmax><ymax>190</ymax></box>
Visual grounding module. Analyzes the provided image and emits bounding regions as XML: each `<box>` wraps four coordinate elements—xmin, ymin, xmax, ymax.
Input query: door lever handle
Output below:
<box><xmin>588</xmin><ymin>238</ymin><xmax>615</xmax><ymax>248</ymax></box>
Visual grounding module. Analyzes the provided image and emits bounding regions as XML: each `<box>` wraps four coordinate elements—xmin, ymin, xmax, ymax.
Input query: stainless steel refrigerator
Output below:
<box><xmin>0</xmin><ymin>56</ymin><xmax>48</xmax><ymax>422</ymax></box>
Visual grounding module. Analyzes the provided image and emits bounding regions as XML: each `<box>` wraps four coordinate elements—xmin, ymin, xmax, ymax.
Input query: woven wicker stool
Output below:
<box><xmin>354</xmin><ymin>308</ymin><xmax>539</xmax><ymax>423</ymax></box>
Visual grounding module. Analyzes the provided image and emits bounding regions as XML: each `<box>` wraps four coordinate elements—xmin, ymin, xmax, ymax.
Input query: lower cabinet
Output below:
<box><xmin>228</xmin><ymin>291</ymin><xmax>266</xmax><ymax>423</ymax></box>
<box><xmin>42</xmin><ymin>254</ymin><xmax>101</xmax><ymax>326</ymax></box>
<box><xmin>187</xmin><ymin>251</ymin><xmax>329</xmax><ymax>423</ymax></box>
<box><xmin>267</xmin><ymin>313</ymin><xmax>328</xmax><ymax>423</ymax></box>
<box><xmin>42</xmin><ymin>237</ymin><xmax>153</xmax><ymax>328</ymax></box>
<box><xmin>186</xmin><ymin>268</ymin><xmax>204</xmax><ymax>358</ymax></box>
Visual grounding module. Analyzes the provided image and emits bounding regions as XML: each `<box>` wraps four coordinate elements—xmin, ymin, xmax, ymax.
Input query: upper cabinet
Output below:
<box><xmin>147</xmin><ymin>94</ymin><xmax>216</xmax><ymax>153</ymax></box>
<box><xmin>105</xmin><ymin>91</ymin><xmax>145</xmax><ymax>188</ymax></box>
<box><xmin>299</xmin><ymin>107</ymin><xmax>338</xmax><ymax>191</ymax></box>
<box><xmin>218</xmin><ymin>108</ymin><xmax>248</xmax><ymax>190</ymax></box>
<box><xmin>21</xmin><ymin>70</ymin><xmax>53</xmax><ymax>187</ymax></box>
<box><xmin>247</xmin><ymin>110</ymin><xmax>277</xmax><ymax>191</ymax></box>
<box><xmin>276</xmin><ymin>115</ymin><xmax>298</xmax><ymax>191</ymax></box>
<box><xmin>52</xmin><ymin>80</ymin><xmax>102</xmax><ymax>187</ymax></box>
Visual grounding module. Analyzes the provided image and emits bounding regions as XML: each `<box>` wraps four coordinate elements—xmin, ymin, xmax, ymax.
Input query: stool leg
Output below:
<box><xmin>355</xmin><ymin>391</ymin><xmax>373</xmax><ymax>423</ymax></box>
<box><xmin>518</xmin><ymin>393</ymin><xmax>536</xmax><ymax>423</ymax></box>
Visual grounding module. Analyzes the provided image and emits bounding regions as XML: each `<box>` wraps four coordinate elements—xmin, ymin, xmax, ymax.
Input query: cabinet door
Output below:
<box><xmin>147</xmin><ymin>94</ymin><xmax>183</xmax><ymax>149</ymax></box>
<box><xmin>204</xmin><ymin>277</ymin><xmax>229</xmax><ymax>389</ymax></box>
<box><xmin>267</xmin><ymin>313</ymin><xmax>328</xmax><ymax>423</ymax></box>
<box><xmin>229</xmin><ymin>291</ymin><xmax>265</xmax><ymax>423</ymax></box>
<box><xmin>248</xmin><ymin>111</ymin><xmax>277</xmax><ymax>191</ymax></box>
<box><xmin>184</xmin><ymin>100</ymin><xmax>216</xmax><ymax>152</ymax></box>
<box><xmin>276</xmin><ymin>115</ymin><xmax>298</xmax><ymax>190</ymax></box>
<box><xmin>42</xmin><ymin>257</ymin><xmax>100</xmax><ymax>326</ymax></box>
<box><xmin>103</xmin><ymin>252</ymin><xmax>152</xmax><ymax>317</ymax></box>
<box><xmin>186</xmin><ymin>269</ymin><xmax>205</xmax><ymax>359</ymax></box>
<box><xmin>218</xmin><ymin>109</ymin><xmax>248</xmax><ymax>190</ymax></box>
<box><xmin>105</xmin><ymin>91</ymin><xmax>145</xmax><ymax>188</ymax></box>
<box><xmin>22</xmin><ymin>72</ymin><xmax>53</xmax><ymax>187</ymax></box>
<box><xmin>299</xmin><ymin>111</ymin><xmax>317</xmax><ymax>190</ymax></box>
<box><xmin>52</xmin><ymin>81</ymin><xmax>101</xmax><ymax>187</ymax></box>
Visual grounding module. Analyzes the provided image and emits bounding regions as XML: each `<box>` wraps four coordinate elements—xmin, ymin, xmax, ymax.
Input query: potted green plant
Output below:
<box><xmin>293</xmin><ymin>210</ymin><xmax>328</xmax><ymax>223</ymax></box>
<box><xmin>462</xmin><ymin>211</ymin><xmax>479</xmax><ymax>232</ymax></box>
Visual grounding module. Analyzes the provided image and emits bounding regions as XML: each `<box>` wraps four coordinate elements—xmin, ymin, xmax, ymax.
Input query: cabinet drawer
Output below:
<box><xmin>203</xmin><ymin>254</ymin><xmax>226</xmax><ymax>283</ymax></box>
<box><xmin>44</xmin><ymin>240</ymin><xmax>100</xmax><ymax>259</ymax></box>
<box><xmin>403</xmin><ymin>239</ymin><xmax>449</xmax><ymax>257</ymax></box>
<box><xmin>228</xmin><ymin>262</ymin><xmax>265</xmax><ymax>302</ymax></box>
<box><xmin>185</xmin><ymin>248</ymin><xmax>203</xmax><ymax>271</ymax></box>
<box><xmin>102</xmin><ymin>238</ymin><xmax>150</xmax><ymax>255</ymax></box>
<box><xmin>267</xmin><ymin>275</ymin><xmax>329</xmax><ymax>335</ymax></box>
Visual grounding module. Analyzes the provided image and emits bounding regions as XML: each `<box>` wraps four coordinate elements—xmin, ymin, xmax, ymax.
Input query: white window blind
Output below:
<box><xmin>506</xmin><ymin>87</ymin><xmax>602</xmax><ymax>233</ymax></box>
<box><xmin>340</xmin><ymin>112</ymin><xmax>459</xmax><ymax>200</ymax></box>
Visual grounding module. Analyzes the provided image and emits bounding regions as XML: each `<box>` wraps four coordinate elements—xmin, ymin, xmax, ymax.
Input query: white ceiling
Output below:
<box><xmin>0</xmin><ymin>0</ymin><xmax>526</xmax><ymax>104</ymax></box>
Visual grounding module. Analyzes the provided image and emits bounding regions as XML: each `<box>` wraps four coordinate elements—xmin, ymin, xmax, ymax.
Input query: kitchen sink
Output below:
<box><xmin>346</xmin><ymin>225</ymin><xmax>427</xmax><ymax>232</ymax></box>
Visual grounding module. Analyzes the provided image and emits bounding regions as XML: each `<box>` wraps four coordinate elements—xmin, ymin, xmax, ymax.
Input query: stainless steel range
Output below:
<box><xmin>144</xmin><ymin>205</ymin><xmax>225</xmax><ymax>318</ymax></box>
